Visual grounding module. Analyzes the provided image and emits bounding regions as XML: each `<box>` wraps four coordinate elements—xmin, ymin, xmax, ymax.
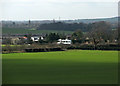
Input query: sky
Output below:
<box><xmin>0</xmin><ymin>0</ymin><xmax>119</xmax><ymax>20</ymax></box>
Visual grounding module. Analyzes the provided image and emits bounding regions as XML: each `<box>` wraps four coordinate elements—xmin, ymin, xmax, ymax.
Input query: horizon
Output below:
<box><xmin>1</xmin><ymin>16</ymin><xmax>118</xmax><ymax>21</ymax></box>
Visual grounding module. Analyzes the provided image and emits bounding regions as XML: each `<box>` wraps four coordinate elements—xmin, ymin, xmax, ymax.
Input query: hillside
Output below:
<box><xmin>65</xmin><ymin>17</ymin><xmax>118</xmax><ymax>24</ymax></box>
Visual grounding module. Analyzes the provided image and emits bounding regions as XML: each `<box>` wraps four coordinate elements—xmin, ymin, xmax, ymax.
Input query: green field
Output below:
<box><xmin>2</xmin><ymin>28</ymin><xmax>73</xmax><ymax>34</ymax></box>
<box><xmin>2</xmin><ymin>50</ymin><xmax>118</xmax><ymax>84</ymax></box>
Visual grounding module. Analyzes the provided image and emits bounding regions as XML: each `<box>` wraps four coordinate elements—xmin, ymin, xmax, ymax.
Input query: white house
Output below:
<box><xmin>40</xmin><ymin>36</ymin><xmax>44</xmax><ymax>40</ymax></box>
<box><xmin>57</xmin><ymin>39</ymin><xmax>72</xmax><ymax>45</ymax></box>
<box><xmin>31</xmin><ymin>37</ymin><xmax>40</xmax><ymax>42</ymax></box>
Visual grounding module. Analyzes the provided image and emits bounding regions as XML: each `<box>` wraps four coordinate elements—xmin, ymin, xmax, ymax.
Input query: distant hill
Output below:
<box><xmin>63</xmin><ymin>17</ymin><xmax>118</xmax><ymax>24</ymax></box>
<box><xmin>2</xmin><ymin>17</ymin><xmax>118</xmax><ymax>24</ymax></box>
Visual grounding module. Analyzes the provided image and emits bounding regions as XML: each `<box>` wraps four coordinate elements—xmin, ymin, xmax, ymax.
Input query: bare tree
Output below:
<box><xmin>88</xmin><ymin>21</ymin><xmax>112</xmax><ymax>49</ymax></box>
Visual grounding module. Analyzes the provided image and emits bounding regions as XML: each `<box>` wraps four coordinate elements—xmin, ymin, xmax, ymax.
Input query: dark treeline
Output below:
<box><xmin>38</xmin><ymin>21</ymin><xmax>114</xmax><ymax>32</ymax></box>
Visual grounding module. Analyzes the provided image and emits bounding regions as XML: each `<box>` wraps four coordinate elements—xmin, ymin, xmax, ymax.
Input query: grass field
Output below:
<box><xmin>2</xmin><ymin>50</ymin><xmax>118</xmax><ymax>84</ymax></box>
<box><xmin>2</xmin><ymin>28</ymin><xmax>73</xmax><ymax>34</ymax></box>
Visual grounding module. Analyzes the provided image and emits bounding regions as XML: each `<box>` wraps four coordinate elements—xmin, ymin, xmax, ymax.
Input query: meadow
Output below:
<box><xmin>2</xmin><ymin>50</ymin><xmax>118</xmax><ymax>84</ymax></box>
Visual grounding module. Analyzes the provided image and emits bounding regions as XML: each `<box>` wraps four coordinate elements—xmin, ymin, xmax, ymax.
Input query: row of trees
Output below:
<box><xmin>38</xmin><ymin>22</ymin><xmax>88</xmax><ymax>32</ymax></box>
<box><xmin>38</xmin><ymin>21</ymin><xmax>116</xmax><ymax>32</ymax></box>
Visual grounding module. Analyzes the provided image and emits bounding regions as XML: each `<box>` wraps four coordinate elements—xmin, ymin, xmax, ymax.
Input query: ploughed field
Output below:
<box><xmin>2</xmin><ymin>50</ymin><xmax>118</xmax><ymax>84</ymax></box>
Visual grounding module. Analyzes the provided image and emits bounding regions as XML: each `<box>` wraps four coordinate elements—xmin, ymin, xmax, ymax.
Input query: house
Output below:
<box><xmin>11</xmin><ymin>37</ymin><xmax>21</xmax><ymax>44</ymax></box>
<box><xmin>40</xmin><ymin>36</ymin><xmax>44</xmax><ymax>40</ymax></box>
<box><xmin>31</xmin><ymin>37</ymin><xmax>40</xmax><ymax>42</ymax></box>
<box><xmin>31</xmin><ymin>36</ymin><xmax>44</xmax><ymax>42</ymax></box>
<box><xmin>85</xmin><ymin>37</ymin><xmax>90</xmax><ymax>44</ymax></box>
<box><xmin>85</xmin><ymin>37</ymin><xmax>93</xmax><ymax>44</ymax></box>
<box><xmin>57</xmin><ymin>39</ymin><xmax>72</xmax><ymax>45</ymax></box>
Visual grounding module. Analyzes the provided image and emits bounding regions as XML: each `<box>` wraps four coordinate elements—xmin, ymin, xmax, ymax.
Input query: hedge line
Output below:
<box><xmin>25</xmin><ymin>48</ymin><xmax>63</xmax><ymax>52</ymax></box>
<box><xmin>2</xmin><ymin>44</ymin><xmax>120</xmax><ymax>53</ymax></box>
<box><xmin>67</xmin><ymin>44</ymin><xmax>120</xmax><ymax>50</ymax></box>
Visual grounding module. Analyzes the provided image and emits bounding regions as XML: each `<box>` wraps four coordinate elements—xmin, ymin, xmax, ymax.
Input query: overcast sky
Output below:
<box><xmin>0</xmin><ymin>0</ymin><xmax>119</xmax><ymax>20</ymax></box>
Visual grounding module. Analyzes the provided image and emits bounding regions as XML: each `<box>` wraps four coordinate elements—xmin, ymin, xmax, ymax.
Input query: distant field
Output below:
<box><xmin>2</xmin><ymin>50</ymin><xmax>118</xmax><ymax>84</ymax></box>
<box><xmin>2</xmin><ymin>28</ymin><xmax>73</xmax><ymax>34</ymax></box>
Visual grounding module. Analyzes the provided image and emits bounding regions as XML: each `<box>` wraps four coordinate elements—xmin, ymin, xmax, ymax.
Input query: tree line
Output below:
<box><xmin>37</xmin><ymin>21</ymin><xmax>115</xmax><ymax>32</ymax></box>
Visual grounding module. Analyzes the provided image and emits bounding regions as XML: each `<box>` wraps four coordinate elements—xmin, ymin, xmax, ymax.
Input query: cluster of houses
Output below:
<box><xmin>2</xmin><ymin>34</ymin><xmax>117</xmax><ymax>45</ymax></box>
<box><xmin>30</xmin><ymin>37</ymin><xmax>72</xmax><ymax>44</ymax></box>
<box><xmin>2</xmin><ymin>35</ymin><xmax>73</xmax><ymax>45</ymax></box>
